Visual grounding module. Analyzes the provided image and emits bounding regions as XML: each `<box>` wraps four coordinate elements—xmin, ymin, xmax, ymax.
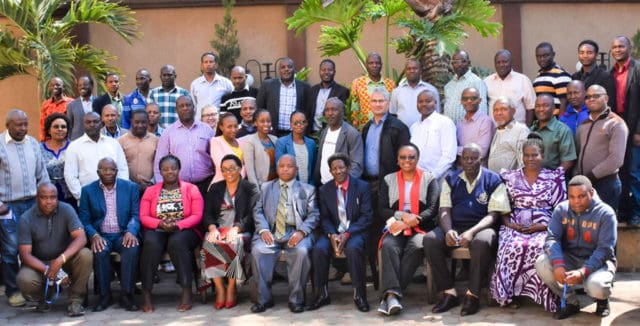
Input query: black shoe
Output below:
<box><xmin>354</xmin><ymin>295</ymin><xmax>369</xmax><ymax>312</ymax></box>
<box><xmin>306</xmin><ymin>287</ymin><xmax>331</xmax><ymax>311</ymax></box>
<box><xmin>119</xmin><ymin>293</ymin><xmax>139</xmax><ymax>312</ymax></box>
<box><xmin>595</xmin><ymin>299</ymin><xmax>610</xmax><ymax>317</ymax></box>
<box><xmin>432</xmin><ymin>293</ymin><xmax>459</xmax><ymax>313</ymax></box>
<box><xmin>92</xmin><ymin>295</ymin><xmax>112</xmax><ymax>312</ymax></box>
<box><xmin>288</xmin><ymin>302</ymin><xmax>305</xmax><ymax>313</ymax></box>
<box><xmin>553</xmin><ymin>302</ymin><xmax>580</xmax><ymax>319</ymax></box>
<box><xmin>460</xmin><ymin>294</ymin><xmax>480</xmax><ymax>316</ymax></box>
<box><xmin>250</xmin><ymin>301</ymin><xmax>274</xmax><ymax>313</ymax></box>
<box><xmin>152</xmin><ymin>272</ymin><xmax>160</xmax><ymax>284</ymax></box>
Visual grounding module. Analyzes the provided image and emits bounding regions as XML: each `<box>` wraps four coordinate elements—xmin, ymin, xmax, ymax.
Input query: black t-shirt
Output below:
<box><xmin>220</xmin><ymin>87</ymin><xmax>259</xmax><ymax>121</ymax></box>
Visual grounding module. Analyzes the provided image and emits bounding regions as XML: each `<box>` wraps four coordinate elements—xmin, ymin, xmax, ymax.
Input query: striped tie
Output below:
<box><xmin>275</xmin><ymin>183</ymin><xmax>288</xmax><ymax>239</ymax></box>
<box><xmin>337</xmin><ymin>185</ymin><xmax>348</xmax><ymax>233</ymax></box>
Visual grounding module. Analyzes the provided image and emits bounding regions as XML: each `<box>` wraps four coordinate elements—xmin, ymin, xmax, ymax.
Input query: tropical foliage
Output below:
<box><xmin>0</xmin><ymin>0</ymin><xmax>139</xmax><ymax>100</ymax></box>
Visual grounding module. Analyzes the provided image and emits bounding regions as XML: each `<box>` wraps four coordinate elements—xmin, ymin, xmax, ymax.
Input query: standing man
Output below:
<box><xmin>575</xmin><ymin>85</ymin><xmax>628</xmax><ymax>214</ymax></box>
<box><xmin>443</xmin><ymin>50</ymin><xmax>488</xmax><ymax>125</ymax></box>
<box><xmin>350</xmin><ymin>52</ymin><xmax>396</xmax><ymax>129</ymax></box>
<box><xmin>257</xmin><ymin>58</ymin><xmax>311</xmax><ymax>136</ymax></box>
<box><xmin>235</xmin><ymin>98</ymin><xmax>258</xmax><ymax>138</ymax></box>
<box><xmin>456</xmin><ymin>87</ymin><xmax>495</xmax><ymax>160</ymax></box>
<box><xmin>250</xmin><ymin>155</ymin><xmax>319</xmax><ymax>313</ymax></box>
<box><xmin>64</xmin><ymin>112</ymin><xmax>129</xmax><ymax>201</ymax></box>
<box><xmin>484</xmin><ymin>49</ymin><xmax>536</xmax><ymax>126</ymax></box>
<box><xmin>560</xmin><ymin>80</ymin><xmax>589</xmax><ymax>135</ymax></box>
<box><xmin>410</xmin><ymin>89</ymin><xmax>457</xmax><ymax>181</ymax></box>
<box><xmin>0</xmin><ymin>110</ymin><xmax>50</xmax><ymax>307</ymax></box>
<box><xmin>220</xmin><ymin>66</ymin><xmax>259</xmax><ymax>123</ymax></box>
<box><xmin>530</xmin><ymin>94</ymin><xmax>576</xmax><ymax>171</ymax></box>
<box><xmin>40</xmin><ymin>77</ymin><xmax>73</xmax><ymax>141</ymax></box>
<box><xmin>93</xmin><ymin>73</ymin><xmax>124</xmax><ymax>119</ymax></box>
<box><xmin>118</xmin><ymin>110</ymin><xmax>158</xmax><ymax>193</ymax></box>
<box><xmin>78</xmin><ymin>158</ymin><xmax>140</xmax><ymax>312</ymax></box>
<box><xmin>572</xmin><ymin>40</ymin><xmax>613</xmax><ymax>95</ymax></box>
<box><xmin>532</xmin><ymin>42</ymin><xmax>572</xmax><ymax>116</ymax></box>
<box><xmin>309</xmin><ymin>59</ymin><xmax>349</xmax><ymax>132</ymax></box>
<box><xmin>609</xmin><ymin>35</ymin><xmax>640</xmax><ymax>225</ymax></box>
<box><xmin>390</xmin><ymin>59</ymin><xmax>440</xmax><ymax>128</ymax></box>
<box><xmin>154</xmin><ymin>95</ymin><xmax>215</xmax><ymax>197</ymax></box>
<box><xmin>145</xmin><ymin>103</ymin><xmax>164</xmax><ymax>137</ymax></box>
<box><xmin>122</xmin><ymin>69</ymin><xmax>153</xmax><ymax>130</ymax></box>
<box><xmin>67</xmin><ymin>76</ymin><xmax>96</xmax><ymax>141</ymax></box>
<box><xmin>536</xmin><ymin>176</ymin><xmax>616</xmax><ymax>319</ymax></box>
<box><xmin>308</xmin><ymin>153</ymin><xmax>372</xmax><ymax>312</ymax></box>
<box><xmin>149</xmin><ymin>65</ymin><xmax>190</xmax><ymax>128</ymax></box>
<box><xmin>190</xmin><ymin>52</ymin><xmax>233</xmax><ymax>119</ymax></box>
<box><xmin>17</xmin><ymin>183</ymin><xmax>92</xmax><ymax>316</ymax></box>
<box><xmin>100</xmin><ymin>104</ymin><xmax>128</xmax><ymax>139</ymax></box>
<box><xmin>488</xmin><ymin>98</ymin><xmax>530</xmax><ymax>173</ymax></box>
<box><xmin>314</xmin><ymin>98</ymin><xmax>364</xmax><ymax>185</ymax></box>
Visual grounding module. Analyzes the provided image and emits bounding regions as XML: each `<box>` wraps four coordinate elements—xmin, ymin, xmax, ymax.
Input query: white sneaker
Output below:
<box><xmin>377</xmin><ymin>299</ymin><xmax>389</xmax><ymax>315</ymax></box>
<box><xmin>8</xmin><ymin>292</ymin><xmax>26</xmax><ymax>307</ymax></box>
<box><xmin>162</xmin><ymin>262</ymin><xmax>176</xmax><ymax>273</ymax></box>
<box><xmin>387</xmin><ymin>296</ymin><xmax>403</xmax><ymax>315</ymax></box>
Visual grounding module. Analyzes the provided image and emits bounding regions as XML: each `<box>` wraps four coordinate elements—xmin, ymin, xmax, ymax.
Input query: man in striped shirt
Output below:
<box><xmin>533</xmin><ymin>42</ymin><xmax>572</xmax><ymax>116</ymax></box>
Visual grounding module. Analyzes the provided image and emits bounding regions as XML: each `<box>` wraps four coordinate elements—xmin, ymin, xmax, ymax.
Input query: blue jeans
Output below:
<box><xmin>629</xmin><ymin>146</ymin><xmax>640</xmax><ymax>218</ymax></box>
<box><xmin>594</xmin><ymin>175</ymin><xmax>622</xmax><ymax>213</ymax></box>
<box><xmin>1</xmin><ymin>198</ymin><xmax>35</xmax><ymax>296</ymax></box>
<box><xmin>93</xmin><ymin>233</ymin><xmax>140</xmax><ymax>296</ymax></box>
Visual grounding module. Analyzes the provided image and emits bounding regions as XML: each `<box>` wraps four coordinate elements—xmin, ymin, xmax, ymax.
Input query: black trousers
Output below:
<box><xmin>312</xmin><ymin>233</ymin><xmax>367</xmax><ymax>296</ymax></box>
<box><xmin>140</xmin><ymin>229</ymin><xmax>199</xmax><ymax>290</ymax></box>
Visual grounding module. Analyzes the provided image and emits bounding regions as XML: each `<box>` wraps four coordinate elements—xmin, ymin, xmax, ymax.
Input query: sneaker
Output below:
<box><xmin>387</xmin><ymin>296</ymin><xmax>403</xmax><ymax>315</ymax></box>
<box><xmin>67</xmin><ymin>302</ymin><xmax>86</xmax><ymax>317</ymax></box>
<box><xmin>595</xmin><ymin>299</ymin><xmax>610</xmax><ymax>317</ymax></box>
<box><xmin>553</xmin><ymin>302</ymin><xmax>580</xmax><ymax>320</ymax></box>
<box><xmin>377</xmin><ymin>299</ymin><xmax>389</xmax><ymax>315</ymax></box>
<box><xmin>8</xmin><ymin>292</ymin><xmax>26</xmax><ymax>307</ymax></box>
<box><xmin>162</xmin><ymin>262</ymin><xmax>176</xmax><ymax>273</ymax></box>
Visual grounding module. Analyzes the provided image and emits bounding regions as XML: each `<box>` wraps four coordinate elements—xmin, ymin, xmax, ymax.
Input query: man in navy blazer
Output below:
<box><xmin>78</xmin><ymin>158</ymin><xmax>140</xmax><ymax>312</ymax></box>
<box><xmin>308</xmin><ymin>153</ymin><xmax>372</xmax><ymax>312</ymax></box>
<box><xmin>256</xmin><ymin>57</ymin><xmax>311</xmax><ymax>136</ymax></box>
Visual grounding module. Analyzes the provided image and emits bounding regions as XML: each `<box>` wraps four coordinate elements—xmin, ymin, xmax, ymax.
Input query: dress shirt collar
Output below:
<box><xmin>564</xmin><ymin>103</ymin><xmax>586</xmax><ymax>115</ymax></box>
<box><xmin>109</xmin><ymin>92</ymin><xmax>122</xmax><ymax>101</ymax></box>
<box><xmin>280</xmin><ymin>79</ymin><xmax>296</xmax><ymax>89</ymax></box>
<box><xmin>35</xmin><ymin>206</ymin><xmax>58</xmax><ymax>219</ymax></box>
<box><xmin>371</xmin><ymin>112</ymin><xmax>388</xmax><ymax>126</ymax></box>
<box><xmin>453</xmin><ymin>69</ymin><xmax>473</xmax><ymax>81</ymax></box>
<box><xmin>533</xmin><ymin>116</ymin><xmax>561</xmax><ymax>131</ymax></box>
<box><xmin>4</xmin><ymin>131</ymin><xmax>27</xmax><ymax>144</ymax></box>
<box><xmin>79</xmin><ymin>133</ymin><xmax>107</xmax><ymax>144</ymax></box>
<box><xmin>489</xmin><ymin>70</ymin><xmax>514</xmax><ymax>81</ymax></box>
<box><xmin>335</xmin><ymin>176</ymin><xmax>350</xmax><ymax>191</ymax></box>
<box><xmin>460</xmin><ymin>168</ymin><xmax>482</xmax><ymax>189</ymax></box>
<box><xmin>279</xmin><ymin>179</ymin><xmax>295</xmax><ymax>190</ymax></box>
<box><xmin>614</xmin><ymin>57</ymin><xmax>631</xmax><ymax>73</ymax></box>
<box><xmin>462</xmin><ymin>110</ymin><xmax>483</xmax><ymax>122</ymax></box>
<box><xmin>99</xmin><ymin>180</ymin><xmax>117</xmax><ymax>191</ymax></box>
<box><xmin>399</xmin><ymin>79</ymin><xmax>428</xmax><ymax>89</ymax></box>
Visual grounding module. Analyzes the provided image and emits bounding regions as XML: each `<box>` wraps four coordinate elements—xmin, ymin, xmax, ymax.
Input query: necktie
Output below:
<box><xmin>275</xmin><ymin>183</ymin><xmax>288</xmax><ymax>239</ymax></box>
<box><xmin>337</xmin><ymin>185</ymin><xmax>348</xmax><ymax>233</ymax></box>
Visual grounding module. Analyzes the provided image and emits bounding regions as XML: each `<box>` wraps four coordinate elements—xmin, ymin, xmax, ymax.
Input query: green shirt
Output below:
<box><xmin>531</xmin><ymin>117</ymin><xmax>577</xmax><ymax>169</ymax></box>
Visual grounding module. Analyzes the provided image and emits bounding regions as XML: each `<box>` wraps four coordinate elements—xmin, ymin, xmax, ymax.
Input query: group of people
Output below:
<box><xmin>0</xmin><ymin>34</ymin><xmax>631</xmax><ymax>320</ymax></box>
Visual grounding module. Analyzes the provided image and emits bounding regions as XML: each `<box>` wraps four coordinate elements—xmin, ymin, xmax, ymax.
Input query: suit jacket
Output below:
<box><xmin>313</xmin><ymin>121</ymin><xmax>364</xmax><ymax>185</ymax></box>
<box><xmin>254</xmin><ymin>179</ymin><xmax>319</xmax><ymax>236</ymax></box>
<box><xmin>361</xmin><ymin>114</ymin><xmax>411</xmax><ymax>180</ymax></box>
<box><xmin>256</xmin><ymin>79</ymin><xmax>311</xmax><ymax>133</ymax></box>
<box><xmin>309</xmin><ymin>81</ymin><xmax>350</xmax><ymax>128</ymax></box>
<box><xmin>203</xmin><ymin>179</ymin><xmax>259</xmax><ymax>235</ymax></box>
<box><xmin>78</xmin><ymin>178</ymin><xmax>141</xmax><ymax>238</ymax></box>
<box><xmin>67</xmin><ymin>96</ymin><xmax>95</xmax><ymax>141</ymax></box>
<box><xmin>318</xmin><ymin>177</ymin><xmax>372</xmax><ymax>236</ymax></box>
<box><xmin>610</xmin><ymin>58</ymin><xmax>640</xmax><ymax>136</ymax></box>
<box><xmin>92</xmin><ymin>93</ymin><xmax>112</xmax><ymax>116</ymax></box>
<box><xmin>241</xmin><ymin>133</ymin><xmax>278</xmax><ymax>188</ymax></box>
<box><xmin>274</xmin><ymin>133</ymin><xmax>317</xmax><ymax>185</ymax></box>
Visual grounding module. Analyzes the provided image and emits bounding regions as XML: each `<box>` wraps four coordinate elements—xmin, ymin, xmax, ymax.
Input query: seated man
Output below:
<box><xmin>17</xmin><ymin>183</ymin><xmax>92</xmax><ymax>317</ymax></box>
<box><xmin>78</xmin><ymin>158</ymin><xmax>141</xmax><ymax>312</ymax></box>
<box><xmin>308</xmin><ymin>153</ymin><xmax>372</xmax><ymax>312</ymax></box>
<box><xmin>535</xmin><ymin>175</ymin><xmax>616</xmax><ymax>320</ymax></box>
<box><xmin>424</xmin><ymin>143</ymin><xmax>510</xmax><ymax>316</ymax></box>
<box><xmin>251</xmin><ymin>155</ymin><xmax>319</xmax><ymax>313</ymax></box>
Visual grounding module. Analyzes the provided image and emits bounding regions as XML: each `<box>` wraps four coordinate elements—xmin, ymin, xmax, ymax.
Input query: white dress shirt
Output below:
<box><xmin>190</xmin><ymin>74</ymin><xmax>233</xmax><ymax>119</ymax></box>
<box><xmin>484</xmin><ymin>70</ymin><xmax>536</xmax><ymax>124</ymax></box>
<box><xmin>409</xmin><ymin>112</ymin><xmax>457</xmax><ymax>179</ymax></box>
<box><xmin>390</xmin><ymin>80</ymin><xmax>441</xmax><ymax>128</ymax></box>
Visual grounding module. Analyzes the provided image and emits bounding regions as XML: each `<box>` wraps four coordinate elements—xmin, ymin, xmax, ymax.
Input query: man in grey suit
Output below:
<box><xmin>256</xmin><ymin>58</ymin><xmax>311</xmax><ymax>136</ymax></box>
<box><xmin>313</xmin><ymin>98</ymin><xmax>364</xmax><ymax>186</ymax></box>
<box><xmin>67</xmin><ymin>76</ymin><xmax>95</xmax><ymax>140</ymax></box>
<box><xmin>250</xmin><ymin>155</ymin><xmax>319</xmax><ymax>314</ymax></box>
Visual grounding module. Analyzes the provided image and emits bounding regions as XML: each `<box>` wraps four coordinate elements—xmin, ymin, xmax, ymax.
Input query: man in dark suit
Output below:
<box><xmin>308</xmin><ymin>153</ymin><xmax>372</xmax><ymax>312</ymax></box>
<box><xmin>78</xmin><ymin>158</ymin><xmax>141</xmax><ymax>312</ymax></box>
<box><xmin>93</xmin><ymin>73</ymin><xmax>124</xmax><ymax>121</ymax></box>
<box><xmin>609</xmin><ymin>36</ymin><xmax>640</xmax><ymax>225</ymax></box>
<box><xmin>250</xmin><ymin>155</ymin><xmax>319</xmax><ymax>314</ymax></box>
<box><xmin>308</xmin><ymin>59</ymin><xmax>349</xmax><ymax>132</ymax></box>
<box><xmin>256</xmin><ymin>57</ymin><xmax>311</xmax><ymax>136</ymax></box>
<box><xmin>67</xmin><ymin>75</ymin><xmax>95</xmax><ymax>140</ymax></box>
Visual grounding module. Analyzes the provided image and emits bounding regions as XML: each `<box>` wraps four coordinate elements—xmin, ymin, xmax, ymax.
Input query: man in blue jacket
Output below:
<box><xmin>79</xmin><ymin>158</ymin><xmax>141</xmax><ymax>312</ymax></box>
<box><xmin>536</xmin><ymin>175</ymin><xmax>617</xmax><ymax>319</ymax></box>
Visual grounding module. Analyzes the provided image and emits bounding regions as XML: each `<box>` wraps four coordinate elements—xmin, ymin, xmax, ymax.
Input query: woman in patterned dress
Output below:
<box><xmin>40</xmin><ymin>113</ymin><xmax>75</xmax><ymax>206</ymax></box>
<box><xmin>490</xmin><ymin>135</ymin><xmax>566</xmax><ymax>311</ymax></box>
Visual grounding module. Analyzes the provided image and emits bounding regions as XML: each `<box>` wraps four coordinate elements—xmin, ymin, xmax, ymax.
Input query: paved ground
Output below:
<box><xmin>0</xmin><ymin>271</ymin><xmax>638</xmax><ymax>325</ymax></box>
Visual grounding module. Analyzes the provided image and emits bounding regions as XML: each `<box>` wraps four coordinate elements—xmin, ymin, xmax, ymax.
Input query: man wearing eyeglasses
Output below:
<box><xmin>443</xmin><ymin>50</ymin><xmax>488</xmax><ymax>125</ymax></box>
<box><xmin>575</xmin><ymin>84</ymin><xmax>628</xmax><ymax>212</ymax></box>
<box><xmin>456</xmin><ymin>87</ymin><xmax>495</xmax><ymax>162</ymax></box>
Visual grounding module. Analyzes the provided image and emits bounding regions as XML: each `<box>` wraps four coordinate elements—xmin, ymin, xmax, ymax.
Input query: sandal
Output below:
<box><xmin>177</xmin><ymin>303</ymin><xmax>192</xmax><ymax>312</ymax></box>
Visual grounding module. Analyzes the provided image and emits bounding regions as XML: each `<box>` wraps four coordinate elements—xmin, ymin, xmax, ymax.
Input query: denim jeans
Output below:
<box><xmin>629</xmin><ymin>146</ymin><xmax>640</xmax><ymax>218</ymax></box>
<box><xmin>1</xmin><ymin>198</ymin><xmax>35</xmax><ymax>296</ymax></box>
<box><xmin>593</xmin><ymin>175</ymin><xmax>621</xmax><ymax>213</ymax></box>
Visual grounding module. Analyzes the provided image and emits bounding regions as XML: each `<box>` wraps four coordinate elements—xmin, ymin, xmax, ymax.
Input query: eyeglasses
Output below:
<box><xmin>461</xmin><ymin>96</ymin><xmax>479</xmax><ymax>101</ymax></box>
<box><xmin>221</xmin><ymin>167</ymin><xmax>240</xmax><ymax>173</ymax></box>
<box><xmin>51</xmin><ymin>124</ymin><xmax>67</xmax><ymax>129</ymax></box>
<box><xmin>398</xmin><ymin>155</ymin><xmax>417</xmax><ymax>161</ymax></box>
<box><xmin>585</xmin><ymin>93</ymin><xmax>606</xmax><ymax>100</ymax></box>
<box><xmin>291</xmin><ymin>120</ymin><xmax>307</xmax><ymax>126</ymax></box>
<box><xmin>97</xmin><ymin>168</ymin><xmax>117</xmax><ymax>173</ymax></box>
<box><xmin>202</xmin><ymin>113</ymin><xmax>217</xmax><ymax>118</ymax></box>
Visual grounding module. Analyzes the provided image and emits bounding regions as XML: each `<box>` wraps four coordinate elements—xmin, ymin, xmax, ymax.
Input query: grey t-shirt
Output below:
<box><xmin>18</xmin><ymin>202</ymin><xmax>84</xmax><ymax>261</ymax></box>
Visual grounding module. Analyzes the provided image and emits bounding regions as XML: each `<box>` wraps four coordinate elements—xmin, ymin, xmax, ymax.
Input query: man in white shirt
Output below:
<box><xmin>390</xmin><ymin>59</ymin><xmax>440</xmax><ymax>128</ymax></box>
<box><xmin>410</xmin><ymin>89</ymin><xmax>457</xmax><ymax>180</ymax></box>
<box><xmin>190</xmin><ymin>52</ymin><xmax>233</xmax><ymax>119</ymax></box>
<box><xmin>64</xmin><ymin>112</ymin><xmax>129</xmax><ymax>201</ymax></box>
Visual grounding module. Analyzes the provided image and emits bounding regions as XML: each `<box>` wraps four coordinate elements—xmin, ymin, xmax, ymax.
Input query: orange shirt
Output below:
<box><xmin>40</xmin><ymin>96</ymin><xmax>72</xmax><ymax>141</ymax></box>
<box><xmin>349</xmin><ymin>76</ymin><xmax>395</xmax><ymax>130</ymax></box>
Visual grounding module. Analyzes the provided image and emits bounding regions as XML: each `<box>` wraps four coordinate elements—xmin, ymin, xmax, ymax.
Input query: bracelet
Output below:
<box><xmin>44</xmin><ymin>265</ymin><xmax>49</xmax><ymax>275</ymax></box>
<box><xmin>60</xmin><ymin>253</ymin><xmax>67</xmax><ymax>264</ymax></box>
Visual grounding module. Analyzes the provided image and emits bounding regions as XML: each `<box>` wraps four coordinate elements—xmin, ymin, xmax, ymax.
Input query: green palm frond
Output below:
<box><xmin>60</xmin><ymin>0</ymin><xmax>139</xmax><ymax>42</ymax></box>
<box><xmin>368</xmin><ymin>0</ymin><xmax>409</xmax><ymax>23</ymax></box>
<box><xmin>452</xmin><ymin>0</ymin><xmax>501</xmax><ymax>38</ymax></box>
<box><xmin>73</xmin><ymin>44</ymin><xmax>120</xmax><ymax>95</ymax></box>
<box><xmin>286</xmin><ymin>0</ymin><xmax>370</xmax><ymax>34</ymax></box>
<box><xmin>0</xmin><ymin>0</ymin><xmax>40</xmax><ymax>34</ymax></box>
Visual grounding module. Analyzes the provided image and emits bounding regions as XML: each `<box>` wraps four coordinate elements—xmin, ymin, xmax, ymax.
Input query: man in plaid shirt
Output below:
<box><xmin>149</xmin><ymin>65</ymin><xmax>190</xmax><ymax>128</ymax></box>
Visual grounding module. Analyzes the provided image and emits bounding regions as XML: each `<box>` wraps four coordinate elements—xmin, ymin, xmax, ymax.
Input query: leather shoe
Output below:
<box><xmin>432</xmin><ymin>293</ymin><xmax>459</xmax><ymax>313</ymax></box>
<box><xmin>354</xmin><ymin>295</ymin><xmax>369</xmax><ymax>312</ymax></box>
<box><xmin>250</xmin><ymin>301</ymin><xmax>274</xmax><ymax>313</ymax></box>
<box><xmin>119</xmin><ymin>293</ymin><xmax>139</xmax><ymax>311</ymax></box>
<box><xmin>596</xmin><ymin>299</ymin><xmax>610</xmax><ymax>317</ymax></box>
<box><xmin>289</xmin><ymin>302</ymin><xmax>305</xmax><ymax>313</ymax></box>
<box><xmin>306</xmin><ymin>294</ymin><xmax>330</xmax><ymax>311</ymax></box>
<box><xmin>93</xmin><ymin>295</ymin><xmax>112</xmax><ymax>312</ymax></box>
<box><xmin>460</xmin><ymin>294</ymin><xmax>480</xmax><ymax>316</ymax></box>
<box><xmin>554</xmin><ymin>302</ymin><xmax>580</xmax><ymax>319</ymax></box>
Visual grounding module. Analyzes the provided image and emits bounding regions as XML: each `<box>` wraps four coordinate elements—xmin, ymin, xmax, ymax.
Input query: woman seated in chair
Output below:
<box><xmin>490</xmin><ymin>134</ymin><xmax>566</xmax><ymax>311</ymax></box>
<box><xmin>201</xmin><ymin>154</ymin><xmax>259</xmax><ymax>309</ymax></box>
<box><xmin>377</xmin><ymin>143</ymin><xmax>439</xmax><ymax>316</ymax></box>
<box><xmin>139</xmin><ymin>155</ymin><xmax>204</xmax><ymax>313</ymax></box>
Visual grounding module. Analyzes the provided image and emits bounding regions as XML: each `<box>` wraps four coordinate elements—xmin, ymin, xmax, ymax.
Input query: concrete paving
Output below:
<box><xmin>0</xmin><ymin>271</ymin><xmax>638</xmax><ymax>325</ymax></box>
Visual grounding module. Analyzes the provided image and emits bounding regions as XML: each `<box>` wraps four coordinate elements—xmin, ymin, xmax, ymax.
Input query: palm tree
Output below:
<box><xmin>0</xmin><ymin>0</ymin><xmax>139</xmax><ymax>100</ymax></box>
